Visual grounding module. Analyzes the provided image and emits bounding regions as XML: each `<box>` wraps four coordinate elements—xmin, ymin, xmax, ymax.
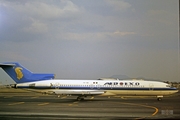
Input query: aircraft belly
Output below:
<box><xmin>25</xmin><ymin>89</ymin><xmax>178</xmax><ymax>96</ymax></box>
<box><xmin>104</xmin><ymin>90</ymin><xmax>178</xmax><ymax>96</ymax></box>
<box><xmin>50</xmin><ymin>89</ymin><xmax>105</xmax><ymax>95</ymax></box>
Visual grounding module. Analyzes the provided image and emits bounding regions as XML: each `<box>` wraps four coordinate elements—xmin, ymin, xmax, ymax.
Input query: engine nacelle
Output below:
<box><xmin>16</xmin><ymin>83</ymin><xmax>51</xmax><ymax>88</ymax></box>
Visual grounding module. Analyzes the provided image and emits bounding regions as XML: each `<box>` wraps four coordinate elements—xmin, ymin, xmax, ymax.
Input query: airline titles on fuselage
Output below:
<box><xmin>104</xmin><ymin>82</ymin><xmax>140</xmax><ymax>86</ymax></box>
<box><xmin>49</xmin><ymin>81</ymin><xmax>143</xmax><ymax>88</ymax></box>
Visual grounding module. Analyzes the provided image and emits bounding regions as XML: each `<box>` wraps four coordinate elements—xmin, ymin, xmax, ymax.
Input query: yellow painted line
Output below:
<box><xmin>109</xmin><ymin>99</ymin><xmax>159</xmax><ymax>118</ymax></box>
<box><xmin>120</xmin><ymin>102</ymin><xmax>158</xmax><ymax>116</ymax></box>
<box><xmin>8</xmin><ymin>102</ymin><xmax>25</xmax><ymax>106</ymax></box>
<box><xmin>38</xmin><ymin>102</ymin><xmax>49</xmax><ymax>106</ymax></box>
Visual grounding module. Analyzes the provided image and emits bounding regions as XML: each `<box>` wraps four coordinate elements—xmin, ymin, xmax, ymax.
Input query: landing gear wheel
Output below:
<box><xmin>157</xmin><ymin>97</ymin><xmax>162</xmax><ymax>101</ymax></box>
<box><xmin>77</xmin><ymin>97</ymin><xmax>84</xmax><ymax>101</ymax></box>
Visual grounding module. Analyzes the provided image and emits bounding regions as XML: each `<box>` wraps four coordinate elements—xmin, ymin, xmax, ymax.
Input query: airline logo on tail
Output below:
<box><xmin>15</xmin><ymin>67</ymin><xmax>23</xmax><ymax>80</ymax></box>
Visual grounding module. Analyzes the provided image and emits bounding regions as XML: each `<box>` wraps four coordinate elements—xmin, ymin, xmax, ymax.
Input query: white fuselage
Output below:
<box><xmin>15</xmin><ymin>79</ymin><xmax>178</xmax><ymax>96</ymax></box>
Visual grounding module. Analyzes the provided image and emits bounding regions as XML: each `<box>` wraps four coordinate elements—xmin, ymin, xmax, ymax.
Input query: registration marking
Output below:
<box><xmin>38</xmin><ymin>102</ymin><xmax>49</xmax><ymax>106</ymax></box>
<box><xmin>8</xmin><ymin>102</ymin><xmax>24</xmax><ymax>106</ymax></box>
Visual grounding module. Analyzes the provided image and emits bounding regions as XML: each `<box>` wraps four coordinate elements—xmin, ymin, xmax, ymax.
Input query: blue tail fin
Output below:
<box><xmin>0</xmin><ymin>62</ymin><xmax>55</xmax><ymax>83</ymax></box>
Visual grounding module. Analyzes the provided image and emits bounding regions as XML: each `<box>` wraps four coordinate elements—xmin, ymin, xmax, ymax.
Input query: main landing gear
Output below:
<box><xmin>157</xmin><ymin>95</ymin><xmax>163</xmax><ymax>101</ymax></box>
<box><xmin>157</xmin><ymin>97</ymin><xmax>162</xmax><ymax>101</ymax></box>
<box><xmin>77</xmin><ymin>96</ymin><xmax>86</xmax><ymax>101</ymax></box>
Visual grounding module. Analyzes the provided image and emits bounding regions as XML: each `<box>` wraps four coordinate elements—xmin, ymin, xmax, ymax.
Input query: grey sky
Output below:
<box><xmin>0</xmin><ymin>0</ymin><xmax>179</xmax><ymax>84</ymax></box>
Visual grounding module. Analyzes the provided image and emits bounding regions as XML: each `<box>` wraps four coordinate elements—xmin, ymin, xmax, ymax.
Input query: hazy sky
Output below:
<box><xmin>0</xmin><ymin>0</ymin><xmax>179</xmax><ymax>84</ymax></box>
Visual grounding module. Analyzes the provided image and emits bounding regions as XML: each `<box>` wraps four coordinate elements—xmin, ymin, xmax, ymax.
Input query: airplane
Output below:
<box><xmin>0</xmin><ymin>62</ymin><xmax>178</xmax><ymax>101</ymax></box>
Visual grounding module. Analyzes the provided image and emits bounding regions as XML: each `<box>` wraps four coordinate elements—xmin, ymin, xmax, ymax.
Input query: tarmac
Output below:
<box><xmin>0</xmin><ymin>88</ymin><xmax>180</xmax><ymax>120</ymax></box>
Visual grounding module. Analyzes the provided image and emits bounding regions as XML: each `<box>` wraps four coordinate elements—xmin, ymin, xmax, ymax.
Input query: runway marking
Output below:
<box><xmin>38</xmin><ymin>102</ymin><xmax>49</xmax><ymax>106</ymax></box>
<box><xmin>120</xmin><ymin>102</ymin><xmax>158</xmax><ymax>118</ymax></box>
<box><xmin>8</xmin><ymin>102</ymin><xmax>24</xmax><ymax>106</ymax></box>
